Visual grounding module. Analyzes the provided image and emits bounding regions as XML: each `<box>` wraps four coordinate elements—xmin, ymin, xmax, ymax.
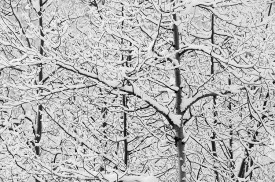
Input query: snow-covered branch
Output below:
<box><xmin>56</xmin><ymin>59</ymin><xmax>182</xmax><ymax>126</ymax></box>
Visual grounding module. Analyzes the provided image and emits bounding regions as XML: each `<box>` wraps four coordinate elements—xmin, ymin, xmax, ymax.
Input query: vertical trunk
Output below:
<box><xmin>210</xmin><ymin>13</ymin><xmax>219</xmax><ymax>182</ymax></box>
<box><xmin>35</xmin><ymin>0</ymin><xmax>44</xmax><ymax>156</ymax></box>
<box><xmin>121</xmin><ymin>4</ymin><xmax>131</xmax><ymax>167</ymax></box>
<box><xmin>237</xmin><ymin>157</ymin><xmax>247</xmax><ymax>179</ymax></box>
<box><xmin>123</xmin><ymin>48</ymin><xmax>131</xmax><ymax>166</ymax></box>
<box><xmin>35</xmin><ymin>1</ymin><xmax>44</xmax><ymax>181</ymax></box>
<box><xmin>228</xmin><ymin>77</ymin><xmax>234</xmax><ymax>179</ymax></box>
<box><xmin>172</xmin><ymin>9</ymin><xmax>186</xmax><ymax>182</ymax></box>
<box><xmin>100</xmin><ymin>105</ymin><xmax>108</xmax><ymax>172</ymax></box>
<box><xmin>123</xmin><ymin>95</ymin><xmax>128</xmax><ymax>166</ymax></box>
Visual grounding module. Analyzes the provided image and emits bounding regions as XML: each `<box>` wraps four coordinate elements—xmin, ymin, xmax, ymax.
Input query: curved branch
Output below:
<box><xmin>56</xmin><ymin>60</ymin><xmax>181</xmax><ymax>127</ymax></box>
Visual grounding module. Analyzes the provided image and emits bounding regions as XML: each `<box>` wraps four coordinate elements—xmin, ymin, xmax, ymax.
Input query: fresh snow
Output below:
<box><xmin>224</xmin><ymin>85</ymin><xmax>243</xmax><ymax>94</ymax></box>
<box><xmin>103</xmin><ymin>173</ymin><xmax>159</xmax><ymax>182</ymax></box>
<box><xmin>180</xmin><ymin>97</ymin><xmax>198</xmax><ymax>111</ymax></box>
<box><xmin>115</xmin><ymin>175</ymin><xmax>158</xmax><ymax>182</ymax></box>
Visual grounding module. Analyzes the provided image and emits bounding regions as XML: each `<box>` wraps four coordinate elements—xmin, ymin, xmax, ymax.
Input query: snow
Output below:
<box><xmin>55</xmin><ymin>59</ymin><xmax>184</xmax><ymax>126</ymax></box>
<box><xmin>123</xmin><ymin>84</ymin><xmax>182</xmax><ymax>126</ymax></box>
<box><xmin>169</xmin><ymin>114</ymin><xmax>182</xmax><ymax>126</ymax></box>
<box><xmin>186</xmin><ymin>44</ymin><xmax>254</xmax><ymax>69</ymax></box>
<box><xmin>268</xmin><ymin>136</ymin><xmax>275</xmax><ymax>150</ymax></box>
<box><xmin>118</xmin><ymin>175</ymin><xmax>159</xmax><ymax>182</ymax></box>
<box><xmin>184</xmin><ymin>0</ymin><xmax>219</xmax><ymax>13</ymax></box>
<box><xmin>103</xmin><ymin>173</ymin><xmax>159</xmax><ymax>182</ymax></box>
<box><xmin>224</xmin><ymin>85</ymin><xmax>243</xmax><ymax>94</ymax></box>
<box><xmin>114</xmin><ymin>136</ymin><xmax>128</xmax><ymax>142</ymax></box>
<box><xmin>104</xmin><ymin>173</ymin><xmax>119</xmax><ymax>182</ymax></box>
<box><xmin>189</xmin><ymin>0</ymin><xmax>219</xmax><ymax>7</ymax></box>
<box><xmin>180</xmin><ymin>97</ymin><xmax>198</xmax><ymax>112</ymax></box>
<box><xmin>10</xmin><ymin>54</ymin><xmax>28</xmax><ymax>64</ymax></box>
<box><xmin>55</xmin><ymin>59</ymin><xmax>185</xmax><ymax>127</ymax></box>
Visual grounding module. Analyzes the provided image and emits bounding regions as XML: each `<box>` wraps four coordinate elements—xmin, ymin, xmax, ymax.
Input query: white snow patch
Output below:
<box><xmin>104</xmin><ymin>173</ymin><xmax>119</xmax><ymax>182</ymax></box>
<box><xmin>119</xmin><ymin>175</ymin><xmax>159</xmax><ymax>182</ymax></box>
<box><xmin>224</xmin><ymin>85</ymin><xmax>243</xmax><ymax>94</ymax></box>
<box><xmin>170</xmin><ymin>114</ymin><xmax>182</xmax><ymax>126</ymax></box>
<box><xmin>181</xmin><ymin>97</ymin><xmax>198</xmax><ymax>111</ymax></box>
<box><xmin>188</xmin><ymin>0</ymin><xmax>219</xmax><ymax>7</ymax></box>
<box><xmin>185</xmin><ymin>0</ymin><xmax>219</xmax><ymax>13</ymax></box>
<box><xmin>104</xmin><ymin>173</ymin><xmax>159</xmax><ymax>182</ymax></box>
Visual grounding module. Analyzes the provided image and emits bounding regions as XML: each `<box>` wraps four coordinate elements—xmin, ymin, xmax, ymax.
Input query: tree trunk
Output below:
<box><xmin>172</xmin><ymin>10</ymin><xmax>186</xmax><ymax>182</ymax></box>
<box><xmin>210</xmin><ymin>13</ymin><xmax>220</xmax><ymax>182</ymax></box>
<box><xmin>121</xmin><ymin>4</ymin><xmax>130</xmax><ymax>167</ymax></box>
<box><xmin>228</xmin><ymin>77</ymin><xmax>234</xmax><ymax>179</ymax></box>
<box><xmin>123</xmin><ymin>95</ymin><xmax>128</xmax><ymax>166</ymax></box>
<box><xmin>35</xmin><ymin>0</ymin><xmax>44</xmax><ymax>157</ymax></box>
<box><xmin>35</xmin><ymin>0</ymin><xmax>44</xmax><ymax>181</ymax></box>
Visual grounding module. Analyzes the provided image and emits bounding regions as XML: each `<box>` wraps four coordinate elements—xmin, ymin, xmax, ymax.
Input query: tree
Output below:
<box><xmin>1</xmin><ymin>0</ymin><xmax>275</xmax><ymax>182</ymax></box>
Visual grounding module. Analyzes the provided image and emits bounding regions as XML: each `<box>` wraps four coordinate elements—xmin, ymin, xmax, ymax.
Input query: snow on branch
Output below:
<box><xmin>181</xmin><ymin>92</ymin><xmax>218</xmax><ymax>113</ymax></box>
<box><xmin>182</xmin><ymin>44</ymin><xmax>255</xmax><ymax>69</ymax></box>
<box><xmin>56</xmin><ymin>59</ymin><xmax>181</xmax><ymax>127</ymax></box>
<box><xmin>122</xmin><ymin>84</ymin><xmax>182</xmax><ymax>127</ymax></box>
<box><xmin>187</xmin><ymin>0</ymin><xmax>220</xmax><ymax>7</ymax></box>
<box><xmin>180</xmin><ymin>87</ymin><xmax>244</xmax><ymax>113</ymax></box>
<box><xmin>104</xmin><ymin>174</ymin><xmax>159</xmax><ymax>182</ymax></box>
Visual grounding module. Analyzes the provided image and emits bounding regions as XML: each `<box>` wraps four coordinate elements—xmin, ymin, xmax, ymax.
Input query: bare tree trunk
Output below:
<box><xmin>172</xmin><ymin>10</ymin><xmax>186</xmax><ymax>182</ymax></box>
<box><xmin>210</xmin><ymin>13</ymin><xmax>220</xmax><ymax>182</ymax></box>
<box><xmin>123</xmin><ymin>41</ymin><xmax>132</xmax><ymax>166</ymax></box>
<box><xmin>35</xmin><ymin>0</ymin><xmax>44</xmax><ymax>181</ymax></box>
<box><xmin>121</xmin><ymin>4</ymin><xmax>130</xmax><ymax>167</ymax></box>
<box><xmin>35</xmin><ymin>0</ymin><xmax>44</xmax><ymax>156</ymax></box>
<box><xmin>228</xmin><ymin>77</ymin><xmax>234</xmax><ymax>179</ymax></box>
<box><xmin>123</xmin><ymin>95</ymin><xmax>128</xmax><ymax>166</ymax></box>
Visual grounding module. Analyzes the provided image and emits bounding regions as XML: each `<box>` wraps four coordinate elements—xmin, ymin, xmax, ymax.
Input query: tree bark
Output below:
<box><xmin>121</xmin><ymin>4</ymin><xmax>130</xmax><ymax>167</ymax></box>
<box><xmin>35</xmin><ymin>1</ymin><xmax>44</xmax><ymax>181</ymax></box>
<box><xmin>228</xmin><ymin>77</ymin><xmax>234</xmax><ymax>179</ymax></box>
<box><xmin>35</xmin><ymin>0</ymin><xmax>44</xmax><ymax>156</ymax></box>
<box><xmin>210</xmin><ymin>13</ymin><xmax>220</xmax><ymax>182</ymax></box>
<box><xmin>172</xmin><ymin>10</ymin><xmax>186</xmax><ymax>182</ymax></box>
<box><xmin>123</xmin><ymin>95</ymin><xmax>128</xmax><ymax>166</ymax></box>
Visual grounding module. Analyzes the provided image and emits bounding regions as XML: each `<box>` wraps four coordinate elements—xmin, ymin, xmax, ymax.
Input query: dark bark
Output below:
<box><xmin>121</xmin><ymin>4</ymin><xmax>131</xmax><ymax>167</ymax></box>
<box><xmin>123</xmin><ymin>95</ymin><xmax>128</xmax><ymax>166</ymax></box>
<box><xmin>172</xmin><ymin>8</ymin><xmax>186</xmax><ymax>182</ymax></box>
<box><xmin>210</xmin><ymin>13</ymin><xmax>220</xmax><ymax>182</ymax></box>
<box><xmin>35</xmin><ymin>1</ymin><xmax>44</xmax><ymax>182</ymax></box>
<box><xmin>35</xmin><ymin>0</ymin><xmax>44</xmax><ymax>156</ymax></box>
<box><xmin>228</xmin><ymin>78</ymin><xmax>234</xmax><ymax>179</ymax></box>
